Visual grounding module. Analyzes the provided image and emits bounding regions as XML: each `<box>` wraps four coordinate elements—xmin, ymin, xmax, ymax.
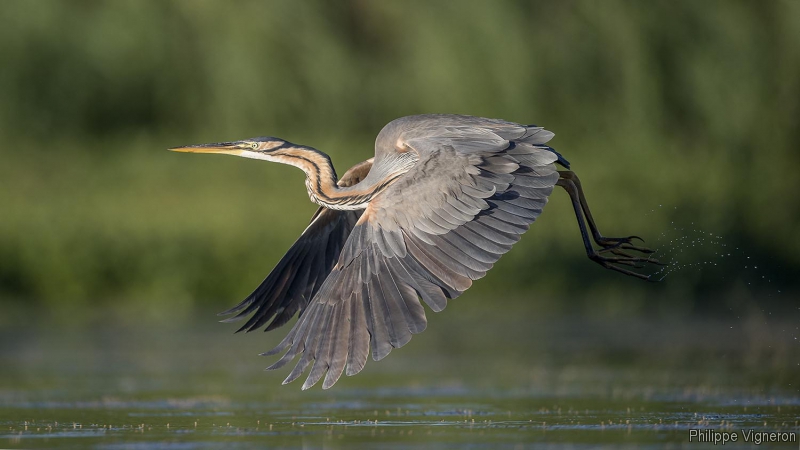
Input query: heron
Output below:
<box><xmin>170</xmin><ymin>114</ymin><xmax>660</xmax><ymax>390</ymax></box>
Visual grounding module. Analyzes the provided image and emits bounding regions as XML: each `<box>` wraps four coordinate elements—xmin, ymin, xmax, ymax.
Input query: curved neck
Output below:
<box><xmin>249</xmin><ymin>146</ymin><xmax>384</xmax><ymax>210</ymax></box>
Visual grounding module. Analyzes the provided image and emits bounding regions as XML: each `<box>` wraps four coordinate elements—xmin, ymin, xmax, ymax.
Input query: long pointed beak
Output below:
<box><xmin>169</xmin><ymin>141</ymin><xmax>247</xmax><ymax>155</ymax></box>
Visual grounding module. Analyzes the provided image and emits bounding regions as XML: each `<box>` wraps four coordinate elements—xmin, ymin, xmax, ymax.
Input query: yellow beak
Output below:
<box><xmin>169</xmin><ymin>141</ymin><xmax>247</xmax><ymax>155</ymax></box>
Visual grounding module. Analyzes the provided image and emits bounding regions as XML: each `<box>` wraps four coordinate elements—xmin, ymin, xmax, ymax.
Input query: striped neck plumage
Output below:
<box><xmin>243</xmin><ymin>145</ymin><xmax>390</xmax><ymax>210</ymax></box>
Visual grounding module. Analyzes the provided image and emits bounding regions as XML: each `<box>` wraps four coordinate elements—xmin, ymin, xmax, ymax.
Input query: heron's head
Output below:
<box><xmin>169</xmin><ymin>136</ymin><xmax>289</xmax><ymax>157</ymax></box>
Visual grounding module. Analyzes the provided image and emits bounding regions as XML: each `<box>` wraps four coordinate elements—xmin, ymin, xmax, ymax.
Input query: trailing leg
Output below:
<box><xmin>558</xmin><ymin>171</ymin><xmax>654</xmax><ymax>254</ymax></box>
<box><xmin>556</xmin><ymin>175</ymin><xmax>662</xmax><ymax>280</ymax></box>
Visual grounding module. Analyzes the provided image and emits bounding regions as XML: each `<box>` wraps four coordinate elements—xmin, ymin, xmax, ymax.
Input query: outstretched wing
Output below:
<box><xmin>264</xmin><ymin>122</ymin><xmax>560</xmax><ymax>389</ymax></box>
<box><xmin>219</xmin><ymin>159</ymin><xmax>373</xmax><ymax>332</ymax></box>
<box><xmin>218</xmin><ymin>207</ymin><xmax>361</xmax><ymax>332</ymax></box>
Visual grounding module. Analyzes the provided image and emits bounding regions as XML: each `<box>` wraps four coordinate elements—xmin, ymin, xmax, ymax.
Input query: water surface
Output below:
<box><xmin>1</xmin><ymin>311</ymin><xmax>798</xmax><ymax>448</ymax></box>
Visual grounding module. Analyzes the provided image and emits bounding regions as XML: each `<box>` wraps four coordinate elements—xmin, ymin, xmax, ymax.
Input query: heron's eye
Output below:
<box><xmin>251</xmin><ymin>143</ymin><xmax>258</xmax><ymax>149</ymax></box>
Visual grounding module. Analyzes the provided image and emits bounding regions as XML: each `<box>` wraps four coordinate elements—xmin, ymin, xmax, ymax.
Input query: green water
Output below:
<box><xmin>2</xmin><ymin>311</ymin><xmax>798</xmax><ymax>449</ymax></box>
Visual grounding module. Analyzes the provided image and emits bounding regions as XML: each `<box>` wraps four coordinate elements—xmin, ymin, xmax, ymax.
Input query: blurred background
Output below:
<box><xmin>0</xmin><ymin>0</ymin><xmax>798</xmax><ymax>328</ymax></box>
<box><xmin>1</xmin><ymin>3</ymin><xmax>799</xmax><ymax>447</ymax></box>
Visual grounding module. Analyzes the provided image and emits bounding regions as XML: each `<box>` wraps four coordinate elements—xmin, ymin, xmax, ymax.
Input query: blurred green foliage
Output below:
<box><xmin>1</xmin><ymin>0</ymin><xmax>798</xmax><ymax>323</ymax></box>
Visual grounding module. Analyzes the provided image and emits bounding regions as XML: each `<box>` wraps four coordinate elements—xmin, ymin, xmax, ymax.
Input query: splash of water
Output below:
<box><xmin>642</xmin><ymin>205</ymin><xmax>774</xmax><ymax>288</ymax></box>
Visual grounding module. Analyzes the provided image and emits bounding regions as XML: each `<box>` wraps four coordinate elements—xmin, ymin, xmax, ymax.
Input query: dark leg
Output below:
<box><xmin>558</xmin><ymin>170</ymin><xmax>653</xmax><ymax>253</ymax></box>
<box><xmin>556</xmin><ymin>175</ymin><xmax>662</xmax><ymax>281</ymax></box>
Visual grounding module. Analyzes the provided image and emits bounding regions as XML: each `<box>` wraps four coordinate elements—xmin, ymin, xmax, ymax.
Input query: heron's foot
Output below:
<box><xmin>590</xmin><ymin>237</ymin><xmax>664</xmax><ymax>281</ymax></box>
<box><xmin>595</xmin><ymin>235</ymin><xmax>656</xmax><ymax>254</ymax></box>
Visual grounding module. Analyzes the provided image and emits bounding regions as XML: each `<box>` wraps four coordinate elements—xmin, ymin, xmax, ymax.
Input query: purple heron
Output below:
<box><xmin>171</xmin><ymin>114</ymin><xmax>660</xmax><ymax>390</ymax></box>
